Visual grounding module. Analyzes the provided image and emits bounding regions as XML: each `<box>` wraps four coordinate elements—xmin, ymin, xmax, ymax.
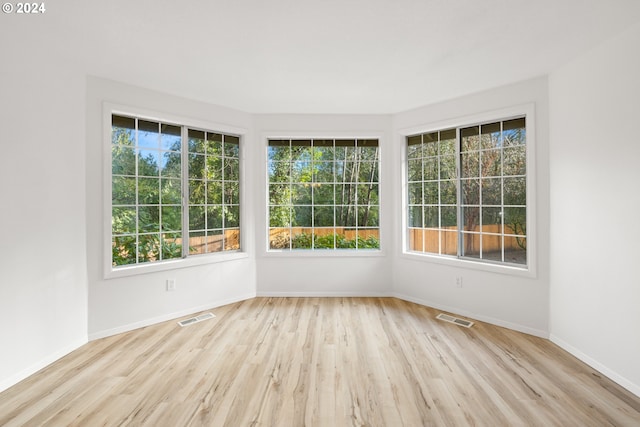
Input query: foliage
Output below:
<box><xmin>290</xmin><ymin>233</ymin><xmax>380</xmax><ymax>250</ymax></box>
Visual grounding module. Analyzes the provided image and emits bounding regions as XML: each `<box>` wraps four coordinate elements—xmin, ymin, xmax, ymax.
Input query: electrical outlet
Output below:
<box><xmin>167</xmin><ymin>279</ymin><xmax>176</xmax><ymax>291</ymax></box>
<box><xmin>455</xmin><ymin>276</ymin><xmax>463</xmax><ymax>288</ymax></box>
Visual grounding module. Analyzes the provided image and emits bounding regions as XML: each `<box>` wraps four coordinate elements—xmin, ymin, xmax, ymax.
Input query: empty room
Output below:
<box><xmin>1</xmin><ymin>0</ymin><xmax>640</xmax><ymax>425</ymax></box>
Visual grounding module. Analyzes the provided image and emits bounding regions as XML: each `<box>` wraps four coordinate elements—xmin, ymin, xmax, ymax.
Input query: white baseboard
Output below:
<box><xmin>88</xmin><ymin>293</ymin><xmax>256</xmax><ymax>341</ymax></box>
<box><xmin>393</xmin><ymin>292</ymin><xmax>549</xmax><ymax>339</ymax></box>
<box><xmin>0</xmin><ymin>337</ymin><xmax>87</xmax><ymax>393</ymax></box>
<box><xmin>550</xmin><ymin>334</ymin><xmax>640</xmax><ymax>398</ymax></box>
<box><xmin>256</xmin><ymin>291</ymin><xmax>392</xmax><ymax>298</ymax></box>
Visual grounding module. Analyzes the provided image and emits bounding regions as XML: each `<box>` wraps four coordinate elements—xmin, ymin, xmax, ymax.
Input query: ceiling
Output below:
<box><xmin>4</xmin><ymin>0</ymin><xmax>640</xmax><ymax>114</ymax></box>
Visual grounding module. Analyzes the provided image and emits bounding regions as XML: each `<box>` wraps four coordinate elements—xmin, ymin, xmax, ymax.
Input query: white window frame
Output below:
<box><xmin>399</xmin><ymin>104</ymin><xmax>537</xmax><ymax>278</ymax></box>
<box><xmin>103</xmin><ymin>102</ymin><xmax>248</xmax><ymax>279</ymax></box>
<box><xmin>263</xmin><ymin>132</ymin><xmax>385</xmax><ymax>257</ymax></box>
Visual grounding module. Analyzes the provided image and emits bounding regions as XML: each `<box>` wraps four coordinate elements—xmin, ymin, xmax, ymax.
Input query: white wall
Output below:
<box><xmin>0</xmin><ymin>22</ymin><xmax>88</xmax><ymax>390</ymax></box>
<box><xmin>254</xmin><ymin>114</ymin><xmax>394</xmax><ymax>296</ymax></box>
<box><xmin>549</xmin><ymin>22</ymin><xmax>640</xmax><ymax>396</ymax></box>
<box><xmin>85</xmin><ymin>77</ymin><xmax>257</xmax><ymax>338</ymax></box>
<box><xmin>391</xmin><ymin>77</ymin><xmax>551</xmax><ymax>337</ymax></box>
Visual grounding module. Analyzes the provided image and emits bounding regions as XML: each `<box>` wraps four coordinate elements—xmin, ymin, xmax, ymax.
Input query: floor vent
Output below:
<box><xmin>436</xmin><ymin>313</ymin><xmax>474</xmax><ymax>328</ymax></box>
<box><xmin>178</xmin><ymin>312</ymin><xmax>215</xmax><ymax>327</ymax></box>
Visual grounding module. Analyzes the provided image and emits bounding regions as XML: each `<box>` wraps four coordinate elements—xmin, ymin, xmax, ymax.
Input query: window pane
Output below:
<box><xmin>422</xmin><ymin>158</ymin><xmax>438</xmax><ymax>181</ymax></box>
<box><xmin>408</xmin><ymin>182</ymin><xmax>423</xmax><ymax>205</ymax></box>
<box><xmin>162</xmin><ymin>151</ymin><xmax>181</xmax><ymax>177</ymax></box>
<box><xmin>206</xmin><ymin>155</ymin><xmax>222</xmax><ymax>180</ymax></box>
<box><xmin>207</xmin><ymin>181</ymin><xmax>223</xmax><ymax>204</ymax></box>
<box><xmin>461</xmin><ymin>179</ymin><xmax>479</xmax><ymax>205</ymax></box>
<box><xmin>423</xmin><ymin>181</ymin><xmax>438</xmax><ymax>205</ymax></box>
<box><xmin>461</xmin><ymin>126</ymin><xmax>479</xmax><ymax>152</ymax></box>
<box><xmin>358</xmin><ymin>184</ymin><xmax>378</xmax><ymax>205</ymax></box>
<box><xmin>440</xmin><ymin>155</ymin><xmax>456</xmax><ymax>180</ymax></box>
<box><xmin>480</xmin><ymin>122</ymin><xmax>501</xmax><ymax>150</ymax></box>
<box><xmin>138</xmin><ymin>206</ymin><xmax>160</xmax><ymax>233</ymax></box>
<box><xmin>188</xmin><ymin>154</ymin><xmax>205</xmax><ymax>179</ymax></box>
<box><xmin>224</xmin><ymin>158</ymin><xmax>239</xmax><ymax>181</ymax></box>
<box><xmin>503</xmin><ymin>146</ymin><xmax>526</xmax><ymax>176</ymax></box>
<box><xmin>463</xmin><ymin>207</ymin><xmax>480</xmax><ymax>232</ymax></box>
<box><xmin>504</xmin><ymin>177</ymin><xmax>526</xmax><ymax>205</ymax></box>
<box><xmin>224</xmin><ymin>205</ymin><xmax>240</xmax><ymax>228</ymax></box>
<box><xmin>224</xmin><ymin>181</ymin><xmax>238</xmax><ymax>205</ymax></box>
<box><xmin>269</xmin><ymin>228</ymin><xmax>290</xmax><ymax>249</ymax></box>
<box><xmin>138</xmin><ymin>150</ymin><xmax>160</xmax><ymax>176</ymax></box>
<box><xmin>188</xmin><ymin>130</ymin><xmax>206</xmax><ymax>153</ymax></box>
<box><xmin>207</xmin><ymin>206</ymin><xmax>223</xmax><ymax>229</ymax></box>
<box><xmin>268</xmin><ymin>140</ymin><xmax>290</xmax><ymax>161</ymax></box>
<box><xmin>225</xmin><ymin>229</ymin><xmax>240</xmax><ymax>251</ymax></box>
<box><xmin>314</xmin><ymin>206</ymin><xmax>334</xmax><ymax>227</ymax></box>
<box><xmin>112</xmin><ymin>207</ymin><xmax>136</xmax><ymax>235</ymax></box>
<box><xmin>481</xmin><ymin>149</ymin><xmax>501</xmax><ymax>177</ymax></box>
<box><xmin>313</xmin><ymin>161</ymin><xmax>334</xmax><ymax>182</ymax></box>
<box><xmin>138</xmin><ymin>120</ymin><xmax>159</xmax><ymax>149</ymax></box>
<box><xmin>409</xmin><ymin>205</ymin><xmax>423</xmax><ymax>227</ymax></box>
<box><xmin>162</xmin><ymin>206</ymin><xmax>182</xmax><ymax>232</ymax></box>
<box><xmin>440</xmin><ymin>180</ymin><xmax>457</xmax><ymax>205</ymax></box>
<box><xmin>407</xmin><ymin>136</ymin><xmax>422</xmax><ymax>159</ymax></box>
<box><xmin>189</xmin><ymin>180</ymin><xmax>205</xmax><ymax>205</ymax></box>
<box><xmin>137</xmin><ymin>236</ymin><xmax>160</xmax><ymax>261</ymax></box>
<box><xmin>270</xmin><ymin>183</ymin><xmax>291</xmax><ymax>205</ymax></box>
<box><xmin>313</xmin><ymin>140</ymin><xmax>334</xmax><ymax>160</ymax></box>
<box><xmin>358</xmin><ymin>206</ymin><xmax>378</xmax><ymax>227</ymax></box>
<box><xmin>112</xmin><ymin>116</ymin><xmax>135</xmax><ymax>145</ymax></box>
<box><xmin>113</xmin><ymin>176</ymin><xmax>136</xmax><ymax>205</ymax></box>
<box><xmin>138</xmin><ymin>177</ymin><xmax>159</xmax><ymax>204</ymax></box>
<box><xmin>224</xmin><ymin>137</ymin><xmax>240</xmax><ymax>158</ymax></box>
<box><xmin>292</xmin><ymin>229</ymin><xmax>313</xmax><ymax>249</ymax></box>
<box><xmin>461</xmin><ymin>152</ymin><xmax>479</xmax><ymax>178</ymax></box>
<box><xmin>462</xmin><ymin>233</ymin><xmax>480</xmax><ymax>259</ymax></box>
<box><xmin>441</xmin><ymin>206</ymin><xmax>457</xmax><ymax>227</ymax></box>
<box><xmin>189</xmin><ymin>206</ymin><xmax>205</xmax><ymax>230</ymax></box>
<box><xmin>482</xmin><ymin>207</ymin><xmax>502</xmax><ymax>238</ymax></box>
<box><xmin>294</xmin><ymin>206</ymin><xmax>312</xmax><ymax>227</ymax></box>
<box><xmin>315</xmin><ymin>230</ymin><xmax>335</xmax><ymax>249</ymax></box>
<box><xmin>112</xmin><ymin>146</ymin><xmax>136</xmax><ymax>175</ymax></box>
<box><xmin>161</xmin><ymin>179</ymin><xmax>182</xmax><ymax>205</ymax></box>
<box><xmin>424</xmin><ymin>206</ymin><xmax>438</xmax><ymax>228</ymax></box>
<box><xmin>482</xmin><ymin>178</ymin><xmax>501</xmax><ymax>206</ymax></box>
<box><xmin>408</xmin><ymin>159</ymin><xmax>423</xmax><ymax>181</ymax></box>
<box><xmin>270</xmin><ymin>206</ymin><xmax>290</xmax><ymax>227</ymax></box>
<box><xmin>314</xmin><ymin>184</ymin><xmax>335</xmax><ymax>205</ymax></box>
<box><xmin>112</xmin><ymin>236</ymin><xmax>136</xmax><ymax>266</ymax></box>
<box><xmin>504</xmin><ymin>207</ymin><xmax>526</xmax><ymax>236</ymax></box>
<box><xmin>161</xmin><ymin>232</ymin><xmax>182</xmax><ymax>260</ymax></box>
<box><xmin>160</xmin><ymin>124</ymin><xmax>181</xmax><ymax>151</ymax></box>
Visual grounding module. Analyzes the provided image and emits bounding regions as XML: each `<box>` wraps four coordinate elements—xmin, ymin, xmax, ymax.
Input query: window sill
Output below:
<box><xmin>104</xmin><ymin>251</ymin><xmax>249</xmax><ymax>280</ymax></box>
<box><xmin>400</xmin><ymin>251</ymin><xmax>536</xmax><ymax>279</ymax></box>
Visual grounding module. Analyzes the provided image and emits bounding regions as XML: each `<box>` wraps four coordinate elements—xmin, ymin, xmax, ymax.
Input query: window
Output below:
<box><xmin>268</xmin><ymin>138</ymin><xmax>380</xmax><ymax>250</ymax></box>
<box><xmin>110</xmin><ymin>114</ymin><xmax>241</xmax><ymax>269</ymax></box>
<box><xmin>407</xmin><ymin>117</ymin><xmax>528</xmax><ymax>267</ymax></box>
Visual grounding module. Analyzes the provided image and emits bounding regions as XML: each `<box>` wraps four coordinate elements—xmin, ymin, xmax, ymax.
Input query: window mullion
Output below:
<box><xmin>181</xmin><ymin>126</ymin><xmax>189</xmax><ymax>259</ymax></box>
<box><xmin>455</xmin><ymin>127</ymin><xmax>463</xmax><ymax>259</ymax></box>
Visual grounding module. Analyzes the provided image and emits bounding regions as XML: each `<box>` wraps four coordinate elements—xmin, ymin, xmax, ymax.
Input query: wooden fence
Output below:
<box><xmin>408</xmin><ymin>224</ymin><xmax>524</xmax><ymax>254</ymax></box>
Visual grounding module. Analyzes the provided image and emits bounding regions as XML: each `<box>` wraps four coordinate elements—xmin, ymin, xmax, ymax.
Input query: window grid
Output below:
<box><xmin>268</xmin><ymin>139</ymin><xmax>380</xmax><ymax>251</ymax></box>
<box><xmin>407</xmin><ymin>117</ymin><xmax>526</xmax><ymax>266</ymax></box>
<box><xmin>111</xmin><ymin>114</ymin><xmax>241</xmax><ymax>268</ymax></box>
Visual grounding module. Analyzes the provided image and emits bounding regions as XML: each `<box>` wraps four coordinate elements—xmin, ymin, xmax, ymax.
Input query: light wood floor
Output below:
<box><xmin>1</xmin><ymin>298</ymin><xmax>639</xmax><ymax>426</ymax></box>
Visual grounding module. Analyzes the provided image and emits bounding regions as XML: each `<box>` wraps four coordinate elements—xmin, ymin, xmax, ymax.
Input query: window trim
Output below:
<box><xmin>262</xmin><ymin>132</ymin><xmax>385</xmax><ymax>257</ymax></box>
<box><xmin>399</xmin><ymin>104</ymin><xmax>537</xmax><ymax>278</ymax></box>
<box><xmin>103</xmin><ymin>102</ymin><xmax>248</xmax><ymax>279</ymax></box>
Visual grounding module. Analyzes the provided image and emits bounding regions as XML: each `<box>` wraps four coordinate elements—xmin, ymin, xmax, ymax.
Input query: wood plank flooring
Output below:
<box><xmin>1</xmin><ymin>297</ymin><xmax>639</xmax><ymax>426</ymax></box>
